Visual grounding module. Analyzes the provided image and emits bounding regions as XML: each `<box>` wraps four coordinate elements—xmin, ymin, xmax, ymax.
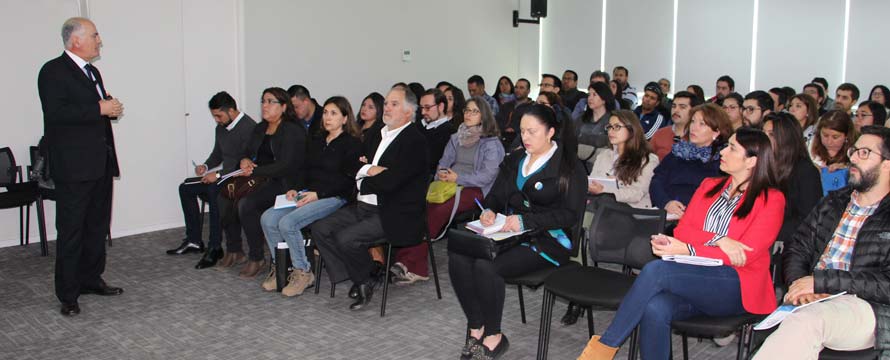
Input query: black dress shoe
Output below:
<box><xmin>80</xmin><ymin>281</ymin><xmax>124</xmax><ymax>296</ymax></box>
<box><xmin>561</xmin><ymin>302</ymin><xmax>583</xmax><ymax>325</ymax></box>
<box><xmin>60</xmin><ymin>302</ymin><xmax>80</xmax><ymax>316</ymax></box>
<box><xmin>195</xmin><ymin>248</ymin><xmax>224</xmax><ymax>269</ymax></box>
<box><xmin>349</xmin><ymin>283</ymin><xmax>374</xmax><ymax>311</ymax></box>
<box><xmin>348</xmin><ymin>284</ymin><xmax>360</xmax><ymax>299</ymax></box>
<box><xmin>166</xmin><ymin>239</ymin><xmax>204</xmax><ymax>255</ymax></box>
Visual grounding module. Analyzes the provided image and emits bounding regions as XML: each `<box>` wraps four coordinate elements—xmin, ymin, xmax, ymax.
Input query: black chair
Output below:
<box><xmin>536</xmin><ymin>203</ymin><xmax>666</xmax><ymax>360</ymax></box>
<box><xmin>1</xmin><ymin>147</ymin><xmax>47</xmax><ymax>255</ymax></box>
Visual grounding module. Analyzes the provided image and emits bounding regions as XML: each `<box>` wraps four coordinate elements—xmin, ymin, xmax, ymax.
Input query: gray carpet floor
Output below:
<box><xmin>0</xmin><ymin>227</ymin><xmax>741</xmax><ymax>359</ymax></box>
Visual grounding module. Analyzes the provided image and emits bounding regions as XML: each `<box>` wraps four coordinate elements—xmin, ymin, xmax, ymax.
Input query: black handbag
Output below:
<box><xmin>446</xmin><ymin>227</ymin><xmax>531</xmax><ymax>260</ymax></box>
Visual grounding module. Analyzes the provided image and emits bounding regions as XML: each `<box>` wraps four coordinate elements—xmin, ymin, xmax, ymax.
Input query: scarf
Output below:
<box><xmin>457</xmin><ymin>123</ymin><xmax>483</xmax><ymax>147</ymax></box>
<box><xmin>671</xmin><ymin>140</ymin><xmax>718</xmax><ymax>163</ymax></box>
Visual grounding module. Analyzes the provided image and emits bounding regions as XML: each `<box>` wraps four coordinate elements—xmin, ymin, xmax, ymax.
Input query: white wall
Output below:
<box><xmin>846</xmin><ymin>0</ymin><xmax>890</xmax><ymax>102</ymax></box>
<box><xmin>541</xmin><ymin>0</ymin><xmax>603</xmax><ymax>84</ymax></box>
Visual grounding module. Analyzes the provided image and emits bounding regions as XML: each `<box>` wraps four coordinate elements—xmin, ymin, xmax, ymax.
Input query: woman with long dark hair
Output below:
<box><xmin>854</xmin><ymin>101</ymin><xmax>887</xmax><ymax>131</ymax></box>
<box><xmin>588</xmin><ymin>110</ymin><xmax>659</xmax><ymax>208</ymax></box>
<box><xmin>686</xmin><ymin>85</ymin><xmax>706</xmax><ymax>104</ymax></box>
<box><xmin>493</xmin><ymin>76</ymin><xmax>516</xmax><ymax>105</ymax></box>
<box><xmin>446</xmin><ymin>86</ymin><xmax>467</xmax><ymax>129</ymax></box>
<box><xmin>577</xmin><ymin>82</ymin><xmax>618</xmax><ymax>168</ymax></box>
<box><xmin>357</xmin><ymin>92</ymin><xmax>384</xmax><ymax>141</ymax></box>
<box><xmin>762</xmin><ymin>113</ymin><xmax>822</xmax><ymax>246</ymax></box>
<box><xmin>787</xmin><ymin>93</ymin><xmax>819</xmax><ymax>143</ymax></box>
<box><xmin>259</xmin><ymin>96</ymin><xmax>362</xmax><ymax>296</ymax></box>
<box><xmin>868</xmin><ymin>85</ymin><xmax>890</xmax><ymax>121</ymax></box>
<box><xmin>810</xmin><ymin>110</ymin><xmax>857</xmax><ymax>195</ymax></box>
<box><xmin>217</xmin><ymin>87</ymin><xmax>306</xmax><ymax>278</ymax></box>
<box><xmin>450</xmin><ymin>104</ymin><xmax>586</xmax><ymax>359</ymax></box>
<box><xmin>579</xmin><ymin>128</ymin><xmax>785</xmax><ymax>359</ymax></box>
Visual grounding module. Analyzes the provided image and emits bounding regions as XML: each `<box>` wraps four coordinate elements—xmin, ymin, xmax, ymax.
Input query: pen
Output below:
<box><xmin>474</xmin><ymin>198</ymin><xmax>485</xmax><ymax>212</ymax></box>
<box><xmin>191</xmin><ymin>160</ymin><xmax>198</xmax><ymax>167</ymax></box>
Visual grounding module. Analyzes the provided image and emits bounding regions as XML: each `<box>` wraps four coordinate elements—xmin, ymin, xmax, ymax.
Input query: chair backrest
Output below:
<box><xmin>29</xmin><ymin>146</ymin><xmax>39</xmax><ymax>168</ymax></box>
<box><xmin>0</xmin><ymin>147</ymin><xmax>16</xmax><ymax>187</ymax></box>
<box><xmin>587</xmin><ymin>202</ymin><xmax>666</xmax><ymax>269</ymax></box>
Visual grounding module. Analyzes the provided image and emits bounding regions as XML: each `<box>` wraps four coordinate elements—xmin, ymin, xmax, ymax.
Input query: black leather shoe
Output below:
<box><xmin>561</xmin><ymin>302</ymin><xmax>583</xmax><ymax>325</ymax></box>
<box><xmin>349</xmin><ymin>283</ymin><xmax>374</xmax><ymax>311</ymax></box>
<box><xmin>166</xmin><ymin>239</ymin><xmax>204</xmax><ymax>255</ymax></box>
<box><xmin>472</xmin><ymin>334</ymin><xmax>510</xmax><ymax>360</ymax></box>
<box><xmin>80</xmin><ymin>281</ymin><xmax>124</xmax><ymax>296</ymax></box>
<box><xmin>60</xmin><ymin>302</ymin><xmax>80</xmax><ymax>316</ymax></box>
<box><xmin>348</xmin><ymin>284</ymin><xmax>360</xmax><ymax>299</ymax></box>
<box><xmin>195</xmin><ymin>247</ymin><xmax>224</xmax><ymax>269</ymax></box>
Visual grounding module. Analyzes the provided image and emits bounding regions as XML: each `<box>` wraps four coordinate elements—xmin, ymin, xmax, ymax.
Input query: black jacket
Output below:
<box><xmin>785</xmin><ymin>187</ymin><xmax>890</xmax><ymax>351</ymax></box>
<box><xmin>38</xmin><ymin>53</ymin><xmax>119</xmax><ymax>182</ymax></box>
<box><xmin>483</xmin><ymin>146</ymin><xmax>587</xmax><ymax>265</ymax></box>
<box><xmin>245</xmin><ymin>120</ymin><xmax>306</xmax><ymax>190</ymax></box>
<box><xmin>777</xmin><ymin>158</ymin><xmax>823</xmax><ymax>244</ymax></box>
<box><xmin>360</xmin><ymin>122</ymin><xmax>430</xmax><ymax>246</ymax></box>
<box><xmin>418</xmin><ymin>119</ymin><xmax>456</xmax><ymax>175</ymax></box>
<box><xmin>304</xmin><ymin>132</ymin><xmax>362</xmax><ymax>200</ymax></box>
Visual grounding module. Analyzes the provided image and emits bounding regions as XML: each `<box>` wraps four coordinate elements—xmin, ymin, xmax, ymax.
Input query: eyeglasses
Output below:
<box><xmin>605</xmin><ymin>124</ymin><xmax>627</xmax><ymax>132</ymax></box>
<box><xmin>261</xmin><ymin>99</ymin><xmax>282</xmax><ymax>105</ymax></box>
<box><xmin>855</xmin><ymin>112</ymin><xmax>873</xmax><ymax>118</ymax></box>
<box><xmin>847</xmin><ymin>146</ymin><xmax>889</xmax><ymax>161</ymax></box>
<box><xmin>539</xmin><ymin>83</ymin><xmax>555</xmax><ymax>88</ymax></box>
<box><xmin>420</xmin><ymin>104</ymin><xmax>439</xmax><ymax>111</ymax></box>
<box><xmin>742</xmin><ymin>106</ymin><xmax>762</xmax><ymax>113</ymax></box>
<box><xmin>463</xmin><ymin>108</ymin><xmax>481</xmax><ymax>115</ymax></box>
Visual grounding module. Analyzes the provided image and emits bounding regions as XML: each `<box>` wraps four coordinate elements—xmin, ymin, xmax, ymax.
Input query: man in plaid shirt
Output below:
<box><xmin>755</xmin><ymin>126</ymin><xmax>890</xmax><ymax>358</ymax></box>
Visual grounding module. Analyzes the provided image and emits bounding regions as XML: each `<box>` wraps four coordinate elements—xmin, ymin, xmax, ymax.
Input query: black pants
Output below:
<box><xmin>54</xmin><ymin>173</ymin><xmax>113</xmax><ymax>304</ymax></box>
<box><xmin>449</xmin><ymin>246</ymin><xmax>552</xmax><ymax>336</ymax></box>
<box><xmin>311</xmin><ymin>202</ymin><xmax>384</xmax><ymax>285</ymax></box>
<box><xmin>218</xmin><ymin>180</ymin><xmax>283</xmax><ymax>261</ymax></box>
<box><xmin>178</xmin><ymin>182</ymin><xmax>221</xmax><ymax>249</ymax></box>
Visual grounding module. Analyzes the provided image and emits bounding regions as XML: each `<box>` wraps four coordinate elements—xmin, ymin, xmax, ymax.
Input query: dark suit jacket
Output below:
<box><xmin>360</xmin><ymin>122</ymin><xmax>430</xmax><ymax>246</ymax></box>
<box><xmin>38</xmin><ymin>53</ymin><xmax>119</xmax><ymax>182</ymax></box>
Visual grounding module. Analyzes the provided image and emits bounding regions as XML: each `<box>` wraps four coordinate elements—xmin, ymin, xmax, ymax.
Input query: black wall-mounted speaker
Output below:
<box><xmin>531</xmin><ymin>0</ymin><xmax>547</xmax><ymax>18</ymax></box>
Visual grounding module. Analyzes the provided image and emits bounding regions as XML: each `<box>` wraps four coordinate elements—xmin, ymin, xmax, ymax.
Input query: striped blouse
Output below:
<box><xmin>687</xmin><ymin>186</ymin><xmax>743</xmax><ymax>256</ymax></box>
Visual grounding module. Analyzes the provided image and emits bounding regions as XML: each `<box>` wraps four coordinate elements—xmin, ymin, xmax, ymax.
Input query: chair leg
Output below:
<box><xmin>536</xmin><ymin>289</ymin><xmax>555</xmax><ymax>360</ymax></box>
<box><xmin>682</xmin><ymin>334</ymin><xmax>689</xmax><ymax>360</ymax></box>
<box><xmin>19</xmin><ymin>206</ymin><xmax>24</xmax><ymax>245</ymax></box>
<box><xmin>427</xmin><ymin>238</ymin><xmax>441</xmax><ymax>299</ymax></box>
<box><xmin>736</xmin><ymin>324</ymin><xmax>751</xmax><ymax>360</ymax></box>
<box><xmin>380</xmin><ymin>243</ymin><xmax>393</xmax><ymax>317</ymax></box>
<box><xmin>25</xmin><ymin>204</ymin><xmax>31</xmax><ymax>245</ymax></box>
<box><xmin>36</xmin><ymin>198</ymin><xmax>48</xmax><ymax>256</ymax></box>
<box><xmin>314</xmin><ymin>252</ymin><xmax>323</xmax><ymax>295</ymax></box>
<box><xmin>586</xmin><ymin>306</ymin><xmax>595</xmax><ymax>337</ymax></box>
<box><xmin>628</xmin><ymin>326</ymin><xmax>640</xmax><ymax>360</ymax></box>
<box><xmin>517</xmin><ymin>285</ymin><xmax>526</xmax><ymax>324</ymax></box>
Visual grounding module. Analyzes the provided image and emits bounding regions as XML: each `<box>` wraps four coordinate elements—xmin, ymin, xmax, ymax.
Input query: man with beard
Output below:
<box><xmin>649</xmin><ymin>91</ymin><xmax>702</xmax><ymax>160</ymax></box>
<box><xmin>754</xmin><ymin>126</ymin><xmax>890</xmax><ymax>358</ymax></box>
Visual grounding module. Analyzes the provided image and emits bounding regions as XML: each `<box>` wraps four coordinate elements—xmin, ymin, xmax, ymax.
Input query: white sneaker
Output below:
<box><xmin>390</xmin><ymin>262</ymin><xmax>409</xmax><ymax>282</ymax></box>
<box><xmin>395</xmin><ymin>271</ymin><xmax>429</xmax><ymax>286</ymax></box>
<box><xmin>713</xmin><ymin>334</ymin><xmax>736</xmax><ymax>347</ymax></box>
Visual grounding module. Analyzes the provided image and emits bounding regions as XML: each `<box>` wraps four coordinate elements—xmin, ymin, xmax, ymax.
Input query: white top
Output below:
<box><xmin>589</xmin><ymin>148</ymin><xmax>659</xmax><ymax>208</ymax></box>
<box><xmin>356</xmin><ymin>121</ymin><xmax>412</xmax><ymax>205</ymax></box>
<box><xmin>422</xmin><ymin>116</ymin><xmax>450</xmax><ymax>129</ymax></box>
<box><xmin>522</xmin><ymin>141</ymin><xmax>558</xmax><ymax>177</ymax></box>
<box><xmin>65</xmin><ymin>50</ymin><xmax>103</xmax><ymax>98</ymax></box>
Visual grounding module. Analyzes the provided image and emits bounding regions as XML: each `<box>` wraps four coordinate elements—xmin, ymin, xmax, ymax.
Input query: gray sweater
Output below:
<box><xmin>204</xmin><ymin>113</ymin><xmax>257</xmax><ymax>174</ymax></box>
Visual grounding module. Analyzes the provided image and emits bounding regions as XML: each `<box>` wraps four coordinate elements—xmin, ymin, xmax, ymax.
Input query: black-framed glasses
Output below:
<box><xmin>261</xmin><ymin>99</ymin><xmax>281</xmax><ymax>105</ymax></box>
<box><xmin>605</xmin><ymin>124</ymin><xmax>627</xmax><ymax>132</ymax></box>
<box><xmin>539</xmin><ymin>83</ymin><xmax>555</xmax><ymax>88</ymax></box>
<box><xmin>847</xmin><ymin>146</ymin><xmax>889</xmax><ymax>160</ymax></box>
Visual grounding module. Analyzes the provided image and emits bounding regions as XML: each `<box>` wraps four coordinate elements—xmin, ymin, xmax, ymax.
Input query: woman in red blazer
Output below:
<box><xmin>579</xmin><ymin>128</ymin><xmax>785</xmax><ymax>360</ymax></box>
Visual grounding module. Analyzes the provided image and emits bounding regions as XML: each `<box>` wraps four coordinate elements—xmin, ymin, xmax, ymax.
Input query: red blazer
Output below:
<box><xmin>674</xmin><ymin>177</ymin><xmax>785</xmax><ymax>314</ymax></box>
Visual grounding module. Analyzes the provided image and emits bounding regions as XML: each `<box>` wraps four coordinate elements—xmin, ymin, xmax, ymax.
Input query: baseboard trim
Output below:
<box><xmin>0</xmin><ymin>220</ymin><xmax>185</xmax><ymax>249</ymax></box>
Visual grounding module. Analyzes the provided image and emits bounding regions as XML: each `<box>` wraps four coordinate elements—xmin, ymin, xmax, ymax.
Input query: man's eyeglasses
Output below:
<box><xmin>539</xmin><ymin>83</ymin><xmax>555</xmax><ymax>88</ymax></box>
<box><xmin>420</xmin><ymin>104</ymin><xmax>439</xmax><ymax>111</ymax></box>
<box><xmin>742</xmin><ymin>106</ymin><xmax>761</xmax><ymax>113</ymax></box>
<box><xmin>847</xmin><ymin>146</ymin><xmax>889</xmax><ymax>161</ymax></box>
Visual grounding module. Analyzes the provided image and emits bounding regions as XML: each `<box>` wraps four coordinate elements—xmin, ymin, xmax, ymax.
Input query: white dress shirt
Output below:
<box><xmin>356</xmin><ymin>121</ymin><xmax>412</xmax><ymax>205</ymax></box>
<box><xmin>521</xmin><ymin>141</ymin><xmax>559</xmax><ymax>177</ymax></box>
<box><xmin>65</xmin><ymin>50</ymin><xmax>103</xmax><ymax>98</ymax></box>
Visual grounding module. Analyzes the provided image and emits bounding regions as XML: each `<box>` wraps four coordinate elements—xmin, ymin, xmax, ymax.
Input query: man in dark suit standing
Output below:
<box><xmin>311</xmin><ymin>86</ymin><xmax>429</xmax><ymax>311</ymax></box>
<box><xmin>37</xmin><ymin>17</ymin><xmax>125</xmax><ymax>317</ymax></box>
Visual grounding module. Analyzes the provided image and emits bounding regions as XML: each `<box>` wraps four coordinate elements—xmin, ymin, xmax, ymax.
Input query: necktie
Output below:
<box><xmin>84</xmin><ymin>64</ymin><xmax>106</xmax><ymax>99</ymax></box>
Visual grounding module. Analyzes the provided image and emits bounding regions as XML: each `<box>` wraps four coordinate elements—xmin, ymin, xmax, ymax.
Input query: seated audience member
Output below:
<box><xmin>613</xmin><ymin>66</ymin><xmax>638</xmax><ymax>106</ymax></box>
<box><xmin>650</xmin><ymin>103</ymin><xmax>732</xmax><ymax>220</ymax></box>
<box><xmin>408</xmin><ymin>82</ymin><xmax>426</xmax><ymax>121</ymax></box>
<box><xmin>650</xmin><ymin>91</ymin><xmax>703</xmax><ymax>160</ymax></box>
<box><xmin>686</xmin><ymin>85</ymin><xmax>706</xmax><ymax>104</ymax></box>
<box><xmin>781</xmin><ymin>87</ymin><xmax>797</xmax><ymax>108</ymax></box>
<box><xmin>810</xmin><ymin>111</ymin><xmax>856</xmax><ymax>194</ymax></box>
<box><xmin>753</xmin><ymin>126</ymin><xmax>890</xmax><ymax>359</ymax></box>
<box><xmin>788</xmin><ymin>93</ymin><xmax>820</xmax><ymax>143</ymax></box>
<box><xmin>589</xmin><ymin>110</ymin><xmax>659</xmax><ymax>208</ymax></box>
<box><xmin>742</xmin><ymin>91</ymin><xmax>774</xmax><ymax>129</ymax></box>
<box><xmin>288</xmin><ymin>85</ymin><xmax>323</xmax><ymax>139</ymax></box>
<box><xmin>708</xmin><ymin>75</ymin><xmax>735</xmax><ymax>103</ymax></box>
<box><xmin>762</xmin><ymin>113</ymin><xmax>822</xmax><ymax>246</ymax></box>
<box><xmin>445</xmin><ymin>86</ymin><xmax>467</xmax><ymax>129</ymax></box>
<box><xmin>577</xmin><ymin>82</ymin><xmax>617</xmax><ymax>168</ymax></box>
<box><xmin>610</xmin><ymin>80</ymin><xmax>632</xmax><ymax>110</ymax></box>
<box><xmin>560</xmin><ymin>70</ymin><xmax>588</xmax><ymax>110</ymax></box>
<box><xmin>536</xmin><ymin>91</ymin><xmax>572</xmax><ymax>123</ymax></box>
<box><xmin>579</xmin><ymin>128</ymin><xmax>784</xmax><ymax>360</ymax></box>
<box><xmin>171</xmin><ymin>92</ymin><xmax>256</xmax><ymax>271</ymax></box>
<box><xmin>358</xmin><ymin>92</ymin><xmax>385</xmax><ymax>141</ymax></box>
<box><xmin>813</xmin><ymin>77</ymin><xmax>835</xmax><ymax>112</ymax></box>
<box><xmin>310</xmin><ymin>87</ymin><xmax>429</xmax><ymax>311</ymax></box>
<box><xmin>436</xmin><ymin>81</ymin><xmax>454</xmax><ymax>93</ymax></box>
<box><xmin>496</xmin><ymin>78</ymin><xmax>532</xmax><ymax>148</ymax></box>
<box><xmin>451</xmin><ymin>104</ymin><xmax>586</xmax><ymax>360</ymax></box>
<box><xmin>720</xmin><ymin>92</ymin><xmax>745</xmax><ymax>130</ymax></box>
<box><xmin>868</xmin><ymin>85</ymin><xmax>890</xmax><ymax>121</ymax></box>
<box><xmin>259</xmin><ymin>96</ymin><xmax>362</xmax><ymax>296</ymax></box>
<box><xmin>854</xmin><ymin>101</ymin><xmax>887</xmax><ymax>132</ymax></box>
<box><xmin>658</xmin><ymin>78</ymin><xmax>673</xmax><ymax>110</ymax></box>
<box><xmin>217</xmin><ymin>87</ymin><xmax>306</xmax><ymax>278</ymax></box>
<box><xmin>493</xmin><ymin>76</ymin><xmax>516</xmax><ymax>105</ymax></box>
<box><xmin>834</xmin><ymin>83</ymin><xmax>860</xmax><ymax>115</ymax></box>
<box><xmin>539</xmin><ymin>73</ymin><xmax>562</xmax><ymax>95</ymax></box>
<box><xmin>418</xmin><ymin>89</ymin><xmax>456</xmax><ymax>175</ymax></box>
<box><xmin>634</xmin><ymin>83</ymin><xmax>670</xmax><ymax>139</ymax></box>
<box><xmin>769</xmin><ymin>87</ymin><xmax>788</xmax><ymax>112</ymax></box>
<box><xmin>392</xmin><ymin>97</ymin><xmax>505</xmax><ymax>285</ymax></box>
<box><xmin>571</xmin><ymin>70</ymin><xmax>611</xmax><ymax>119</ymax></box>
<box><xmin>803</xmin><ymin>82</ymin><xmax>829</xmax><ymax>116</ymax></box>
<box><xmin>467</xmin><ymin>75</ymin><xmax>499</xmax><ymax>115</ymax></box>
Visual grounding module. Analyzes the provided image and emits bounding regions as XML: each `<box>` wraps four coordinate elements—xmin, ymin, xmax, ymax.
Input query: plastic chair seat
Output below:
<box><xmin>672</xmin><ymin>313</ymin><xmax>764</xmax><ymax>339</ymax></box>
<box><xmin>544</xmin><ymin>266</ymin><xmax>634</xmax><ymax>308</ymax></box>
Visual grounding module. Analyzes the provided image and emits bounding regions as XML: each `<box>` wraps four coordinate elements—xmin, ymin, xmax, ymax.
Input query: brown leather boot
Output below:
<box><xmin>239</xmin><ymin>259</ymin><xmax>267</xmax><ymax>278</ymax></box>
<box><xmin>215</xmin><ymin>252</ymin><xmax>246</xmax><ymax>270</ymax></box>
<box><xmin>577</xmin><ymin>335</ymin><xmax>618</xmax><ymax>360</ymax></box>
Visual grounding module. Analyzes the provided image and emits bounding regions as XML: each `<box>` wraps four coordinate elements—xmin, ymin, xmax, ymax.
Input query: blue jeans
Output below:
<box><xmin>600</xmin><ymin>260</ymin><xmax>746</xmax><ymax>360</ymax></box>
<box><xmin>260</xmin><ymin>196</ymin><xmax>346</xmax><ymax>271</ymax></box>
